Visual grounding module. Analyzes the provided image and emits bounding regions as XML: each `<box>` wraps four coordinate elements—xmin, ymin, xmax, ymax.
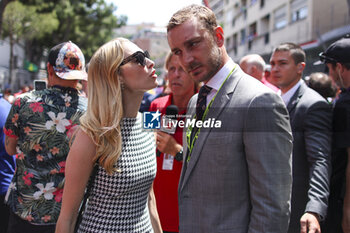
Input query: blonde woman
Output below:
<box><xmin>56</xmin><ymin>38</ymin><xmax>162</xmax><ymax>233</ymax></box>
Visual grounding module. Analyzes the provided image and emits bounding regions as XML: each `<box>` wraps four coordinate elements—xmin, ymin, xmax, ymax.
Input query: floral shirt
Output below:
<box><xmin>4</xmin><ymin>86</ymin><xmax>87</xmax><ymax>225</ymax></box>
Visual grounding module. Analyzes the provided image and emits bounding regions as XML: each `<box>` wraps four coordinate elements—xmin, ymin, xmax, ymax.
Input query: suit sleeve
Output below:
<box><xmin>303</xmin><ymin>100</ymin><xmax>332</xmax><ymax>220</ymax></box>
<box><xmin>243</xmin><ymin>92</ymin><xmax>293</xmax><ymax>233</ymax></box>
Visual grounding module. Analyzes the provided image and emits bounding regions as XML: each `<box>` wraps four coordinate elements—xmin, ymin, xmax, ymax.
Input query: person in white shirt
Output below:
<box><xmin>166</xmin><ymin>4</ymin><xmax>293</xmax><ymax>233</ymax></box>
<box><xmin>270</xmin><ymin>42</ymin><xmax>332</xmax><ymax>233</ymax></box>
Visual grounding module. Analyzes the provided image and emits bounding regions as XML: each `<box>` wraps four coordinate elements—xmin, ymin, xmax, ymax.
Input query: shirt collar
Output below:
<box><xmin>206</xmin><ymin>59</ymin><xmax>235</xmax><ymax>91</ymax></box>
<box><xmin>280</xmin><ymin>79</ymin><xmax>303</xmax><ymax>106</ymax></box>
<box><xmin>51</xmin><ymin>85</ymin><xmax>78</xmax><ymax>93</ymax></box>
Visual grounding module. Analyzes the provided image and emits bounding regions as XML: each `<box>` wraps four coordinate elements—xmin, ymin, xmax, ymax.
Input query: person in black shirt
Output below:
<box><xmin>320</xmin><ymin>35</ymin><xmax>350</xmax><ymax>233</ymax></box>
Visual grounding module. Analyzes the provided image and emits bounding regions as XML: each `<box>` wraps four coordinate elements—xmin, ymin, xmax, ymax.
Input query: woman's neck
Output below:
<box><xmin>122</xmin><ymin>89</ymin><xmax>144</xmax><ymax>118</ymax></box>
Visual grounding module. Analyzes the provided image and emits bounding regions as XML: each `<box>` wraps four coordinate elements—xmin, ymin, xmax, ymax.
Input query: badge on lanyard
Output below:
<box><xmin>162</xmin><ymin>153</ymin><xmax>174</xmax><ymax>170</ymax></box>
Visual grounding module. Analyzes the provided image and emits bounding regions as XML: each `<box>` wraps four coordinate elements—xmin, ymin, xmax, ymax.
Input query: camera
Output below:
<box><xmin>34</xmin><ymin>80</ymin><xmax>47</xmax><ymax>91</ymax></box>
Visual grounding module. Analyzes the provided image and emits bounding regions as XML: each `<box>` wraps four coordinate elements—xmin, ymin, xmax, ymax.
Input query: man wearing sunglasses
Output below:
<box><xmin>321</xmin><ymin>36</ymin><xmax>350</xmax><ymax>233</ymax></box>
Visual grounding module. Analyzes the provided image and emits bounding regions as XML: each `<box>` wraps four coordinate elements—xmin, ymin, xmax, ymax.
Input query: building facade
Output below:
<box><xmin>114</xmin><ymin>23</ymin><xmax>170</xmax><ymax>84</ymax></box>
<box><xmin>0</xmin><ymin>38</ymin><xmax>31</xmax><ymax>91</ymax></box>
<box><xmin>207</xmin><ymin>0</ymin><xmax>350</xmax><ymax>74</ymax></box>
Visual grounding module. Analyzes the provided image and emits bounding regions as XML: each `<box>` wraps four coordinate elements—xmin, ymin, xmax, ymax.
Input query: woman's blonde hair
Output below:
<box><xmin>80</xmin><ymin>38</ymin><xmax>129</xmax><ymax>174</ymax></box>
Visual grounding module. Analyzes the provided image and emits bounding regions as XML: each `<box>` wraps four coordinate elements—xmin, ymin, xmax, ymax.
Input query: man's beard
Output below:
<box><xmin>189</xmin><ymin>46</ymin><xmax>222</xmax><ymax>83</ymax></box>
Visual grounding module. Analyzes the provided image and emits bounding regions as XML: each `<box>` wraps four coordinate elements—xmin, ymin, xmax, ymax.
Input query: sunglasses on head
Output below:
<box><xmin>120</xmin><ymin>51</ymin><xmax>150</xmax><ymax>67</ymax></box>
<box><xmin>319</xmin><ymin>52</ymin><xmax>338</xmax><ymax>64</ymax></box>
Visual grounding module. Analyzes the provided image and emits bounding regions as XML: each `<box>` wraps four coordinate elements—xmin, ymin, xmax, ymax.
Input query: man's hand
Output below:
<box><xmin>5</xmin><ymin>135</ymin><xmax>18</xmax><ymax>155</ymax></box>
<box><xmin>300</xmin><ymin>212</ymin><xmax>320</xmax><ymax>233</ymax></box>
<box><xmin>342</xmin><ymin>149</ymin><xmax>350</xmax><ymax>233</ymax></box>
<box><xmin>156</xmin><ymin>131</ymin><xmax>182</xmax><ymax>156</ymax></box>
<box><xmin>342</xmin><ymin>208</ymin><xmax>350</xmax><ymax>233</ymax></box>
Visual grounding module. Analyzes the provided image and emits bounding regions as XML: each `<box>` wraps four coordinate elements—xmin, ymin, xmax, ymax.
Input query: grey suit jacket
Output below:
<box><xmin>286</xmin><ymin>81</ymin><xmax>332</xmax><ymax>232</ymax></box>
<box><xmin>179</xmin><ymin>66</ymin><xmax>293</xmax><ymax>233</ymax></box>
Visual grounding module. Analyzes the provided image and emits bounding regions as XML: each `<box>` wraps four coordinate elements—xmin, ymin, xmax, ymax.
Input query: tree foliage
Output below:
<box><xmin>18</xmin><ymin>0</ymin><xmax>127</xmax><ymax>64</ymax></box>
<box><xmin>0</xmin><ymin>0</ymin><xmax>14</xmax><ymax>37</ymax></box>
<box><xmin>2</xmin><ymin>1</ymin><xmax>59</xmax><ymax>83</ymax></box>
<box><xmin>2</xmin><ymin>1</ymin><xmax>59</xmax><ymax>41</ymax></box>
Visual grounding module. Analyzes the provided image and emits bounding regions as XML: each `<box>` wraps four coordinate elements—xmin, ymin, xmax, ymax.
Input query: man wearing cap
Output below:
<box><xmin>4</xmin><ymin>41</ymin><xmax>87</xmax><ymax>233</ymax></box>
<box><xmin>320</xmin><ymin>36</ymin><xmax>350</xmax><ymax>233</ymax></box>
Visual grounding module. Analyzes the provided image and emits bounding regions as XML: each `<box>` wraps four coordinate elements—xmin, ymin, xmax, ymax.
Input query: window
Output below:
<box><xmin>233</xmin><ymin>34</ymin><xmax>238</xmax><ymax>55</ymax></box>
<box><xmin>226</xmin><ymin>10</ymin><xmax>234</xmax><ymax>27</ymax></box>
<box><xmin>212</xmin><ymin>1</ymin><xmax>224</xmax><ymax>12</ymax></box>
<box><xmin>250</xmin><ymin>0</ymin><xmax>257</xmax><ymax>6</ymax></box>
<box><xmin>248</xmin><ymin>22</ymin><xmax>257</xmax><ymax>39</ymax></box>
<box><xmin>291</xmin><ymin>0</ymin><xmax>308</xmax><ymax>22</ymax></box>
<box><xmin>226</xmin><ymin>37</ymin><xmax>231</xmax><ymax>50</ymax></box>
<box><xmin>261</xmin><ymin>14</ymin><xmax>270</xmax><ymax>44</ymax></box>
<box><xmin>248</xmin><ymin>22</ymin><xmax>257</xmax><ymax>50</ymax></box>
<box><xmin>241</xmin><ymin>0</ymin><xmax>247</xmax><ymax>19</ymax></box>
<box><xmin>264</xmin><ymin>33</ymin><xmax>270</xmax><ymax>44</ymax></box>
<box><xmin>292</xmin><ymin>6</ymin><xmax>307</xmax><ymax>22</ymax></box>
<box><xmin>274</xmin><ymin>5</ymin><xmax>287</xmax><ymax>30</ymax></box>
<box><xmin>240</xmin><ymin>29</ymin><xmax>246</xmax><ymax>45</ymax></box>
<box><xmin>260</xmin><ymin>0</ymin><xmax>265</xmax><ymax>8</ymax></box>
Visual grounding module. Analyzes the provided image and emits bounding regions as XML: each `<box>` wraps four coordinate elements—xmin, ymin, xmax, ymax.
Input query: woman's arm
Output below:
<box><xmin>55</xmin><ymin>129</ymin><xmax>96</xmax><ymax>233</ymax></box>
<box><xmin>148</xmin><ymin>183</ymin><xmax>162</xmax><ymax>233</ymax></box>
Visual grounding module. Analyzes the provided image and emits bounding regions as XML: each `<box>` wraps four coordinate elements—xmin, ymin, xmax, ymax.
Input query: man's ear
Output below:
<box><xmin>46</xmin><ymin>63</ymin><xmax>55</xmax><ymax>86</ymax></box>
<box><xmin>297</xmin><ymin>62</ymin><xmax>306</xmax><ymax>74</ymax></box>
<box><xmin>47</xmin><ymin>63</ymin><xmax>54</xmax><ymax>76</ymax></box>
<box><xmin>251</xmin><ymin>65</ymin><xmax>258</xmax><ymax>75</ymax></box>
<box><xmin>214</xmin><ymin>26</ymin><xmax>224</xmax><ymax>47</ymax></box>
<box><xmin>336</xmin><ymin>62</ymin><xmax>344</xmax><ymax>74</ymax></box>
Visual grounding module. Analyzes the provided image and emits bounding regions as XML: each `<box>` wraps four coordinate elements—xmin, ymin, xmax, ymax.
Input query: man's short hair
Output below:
<box><xmin>328</xmin><ymin>62</ymin><xmax>350</xmax><ymax>70</ymax></box>
<box><xmin>167</xmin><ymin>4</ymin><xmax>217</xmax><ymax>34</ymax></box>
<box><xmin>306</xmin><ymin>72</ymin><xmax>336</xmax><ymax>99</ymax></box>
<box><xmin>240</xmin><ymin>54</ymin><xmax>266</xmax><ymax>72</ymax></box>
<box><xmin>273</xmin><ymin>42</ymin><xmax>306</xmax><ymax>64</ymax></box>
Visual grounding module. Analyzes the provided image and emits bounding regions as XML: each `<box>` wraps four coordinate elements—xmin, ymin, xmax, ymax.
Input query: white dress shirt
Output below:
<box><xmin>279</xmin><ymin>79</ymin><xmax>303</xmax><ymax>106</ymax></box>
<box><xmin>205</xmin><ymin>59</ymin><xmax>236</xmax><ymax>106</ymax></box>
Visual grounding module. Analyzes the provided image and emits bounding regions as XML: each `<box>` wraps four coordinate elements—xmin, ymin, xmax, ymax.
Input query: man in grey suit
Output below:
<box><xmin>167</xmin><ymin>5</ymin><xmax>293</xmax><ymax>233</ymax></box>
<box><xmin>269</xmin><ymin>43</ymin><xmax>332</xmax><ymax>233</ymax></box>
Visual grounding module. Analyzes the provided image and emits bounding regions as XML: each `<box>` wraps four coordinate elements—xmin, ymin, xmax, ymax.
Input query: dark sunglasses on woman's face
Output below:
<box><xmin>120</xmin><ymin>51</ymin><xmax>150</xmax><ymax>67</ymax></box>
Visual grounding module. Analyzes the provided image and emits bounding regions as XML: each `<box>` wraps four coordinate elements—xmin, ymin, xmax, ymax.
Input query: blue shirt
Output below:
<box><xmin>0</xmin><ymin>94</ymin><xmax>15</xmax><ymax>195</ymax></box>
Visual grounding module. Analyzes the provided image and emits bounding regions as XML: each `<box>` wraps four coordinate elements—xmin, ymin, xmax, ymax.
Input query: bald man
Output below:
<box><xmin>240</xmin><ymin>54</ymin><xmax>279</xmax><ymax>92</ymax></box>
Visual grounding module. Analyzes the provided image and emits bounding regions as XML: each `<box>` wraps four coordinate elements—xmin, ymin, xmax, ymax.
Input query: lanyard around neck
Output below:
<box><xmin>186</xmin><ymin>65</ymin><xmax>236</xmax><ymax>162</ymax></box>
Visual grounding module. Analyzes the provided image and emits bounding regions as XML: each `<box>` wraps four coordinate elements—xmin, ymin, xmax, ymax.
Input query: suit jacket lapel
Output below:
<box><xmin>287</xmin><ymin>81</ymin><xmax>307</xmax><ymax>115</ymax></box>
<box><xmin>180</xmin><ymin>67</ymin><xmax>243</xmax><ymax>192</ymax></box>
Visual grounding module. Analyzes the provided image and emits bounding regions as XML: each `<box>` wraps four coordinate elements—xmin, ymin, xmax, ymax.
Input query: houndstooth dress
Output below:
<box><xmin>77</xmin><ymin>113</ymin><xmax>157</xmax><ymax>233</ymax></box>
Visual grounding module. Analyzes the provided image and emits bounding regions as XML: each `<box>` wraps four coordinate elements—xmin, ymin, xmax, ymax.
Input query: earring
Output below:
<box><xmin>120</xmin><ymin>80</ymin><xmax>125</xmax><ymax>90</ymax></box>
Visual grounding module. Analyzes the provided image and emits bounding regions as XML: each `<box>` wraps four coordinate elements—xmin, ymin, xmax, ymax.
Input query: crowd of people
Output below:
<box><xmin>0</xmin><ymin>3</ymin><xmax>349</xmax><ymax>233</ymax></box>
